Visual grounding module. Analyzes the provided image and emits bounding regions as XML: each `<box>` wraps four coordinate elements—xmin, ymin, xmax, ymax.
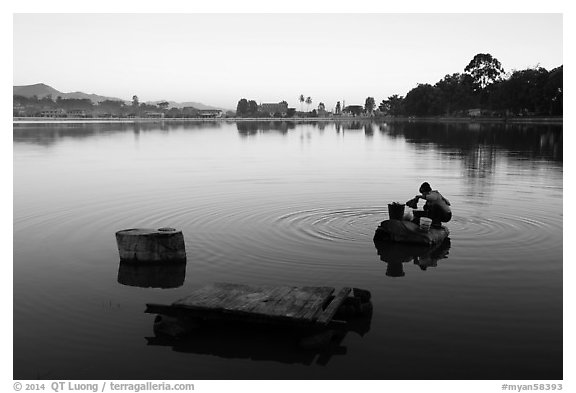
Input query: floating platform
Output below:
<box><xmin>373</xmin><ymin>219</ymin><xmax>449</xmax><ymax>246</ymax></box>
<box><xmin>146</xmin><ymin>282</ymin><xmax>371</xmax><ymax>331</ymax></box>
<box><xmin>146</xmin><ymin>282</ymin><xmax>372</xmax><ymax>351</ymax></box>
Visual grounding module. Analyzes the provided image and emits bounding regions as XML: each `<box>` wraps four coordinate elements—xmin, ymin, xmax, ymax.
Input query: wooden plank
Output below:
<box><xmin>214</xmin><ymin>284</ymin><xmax>295</xmax><ymax>315</ymax></box>
<box><xmin>300</xmin><ymin>287</ymin><xmax>336</xmax><ymax>320</ymax></box>
<box><xmin>263</xmin><ymin>286</ymin><xmax>333</xmax><ymax>320</ymax></box>
<box><xmin>173</xmin><ymin>283</ymin><xmax>335</xmax><ymax>322</ymax></box>
<box><xmin>149</xmin><ymin>283</ymin><xmax>347</xmax><ymax>327</ymax></box>
<box><xmin>249</xmin><ymin>286</ymin><xmax>296</xmax><ymax>315</ymax></box>
<box><xmin>316</xmin><ymin>287</ymin><xmax>351</xmax><ymax>325</ymax></box>
<box><xmin>286</xmin><ymin>287</ymin><xmax>334</xmax><ymax>319</ymax></box>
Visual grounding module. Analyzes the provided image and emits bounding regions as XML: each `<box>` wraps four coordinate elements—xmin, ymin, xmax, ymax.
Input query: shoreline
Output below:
<box><xmin>13</xmin><ymin>116</ymin><xmax>563</xmax><ymax>125</ymax></box>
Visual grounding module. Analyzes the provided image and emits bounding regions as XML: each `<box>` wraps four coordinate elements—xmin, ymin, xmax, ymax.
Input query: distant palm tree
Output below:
<box><xmin>305</xmin><ymin>97</ymin><xmax>312</xmax><ymax>112</ymax></box>
<box><xmin>299</xmin><ymin>94</ymin><xmax>305</xmax><ymax>112</ymax></box>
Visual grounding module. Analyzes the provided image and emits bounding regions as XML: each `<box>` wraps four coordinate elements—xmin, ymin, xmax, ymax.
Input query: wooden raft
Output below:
<box><xmin>146</xmin><ymin>282</ymin><xmax>352</xmax><ymax>328</ymax></box>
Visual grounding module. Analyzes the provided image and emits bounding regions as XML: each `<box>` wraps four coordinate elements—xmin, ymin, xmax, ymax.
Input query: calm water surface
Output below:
<box><xmin>13</xmin><ymin>120</ymin><xmax>563</xmax><ymax>379</ymax></box>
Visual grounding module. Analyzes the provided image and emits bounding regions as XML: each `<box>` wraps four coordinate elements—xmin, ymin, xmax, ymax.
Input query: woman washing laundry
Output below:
<box><xmin>406</xmin><ymin>182</ymin><xmax>452</xmax><ymax>229</ymax></box>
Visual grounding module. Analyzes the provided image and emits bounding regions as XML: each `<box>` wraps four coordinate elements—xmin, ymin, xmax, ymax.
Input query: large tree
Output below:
<box><xmin>299</xmin><ymin>94</ymin><xmax>305</xmax><ymax>111</ymax></box>
<box><xmin>236</xmin><ymin>98</ymin><xmax>249</xmax><ymax>116</ymax></box>
<box><xmin>247</xmin><ymin>100</ymin><xmax>259</xmax><ymax>115</ymax></box>
<box><xmin>404</xmin><ymin>84</ymin><xmax>442</xmax><ymax>116</ymax></box>
<box><xmin>378</xmin><ymin>95</ymin><xmax>404</xmax><ymax>116</ymax></box>
<box><xmin>464</xmin><ymin>53</ymin><xmax>505</xmax><ymax>90</ymax></box>
<box><xmin>434</xmin><ymin>73</ymin><xmax>476</xmax><ymax>114</ymax></box>
<box><xmin>544</xmin><ymin>65</ymin><xmax>563</xmax><ymax>115</ymax></box>
<box><xmin>491</xmin><ymin>67</ymin><xmax>551</xmax><ymax>115</ymax></box>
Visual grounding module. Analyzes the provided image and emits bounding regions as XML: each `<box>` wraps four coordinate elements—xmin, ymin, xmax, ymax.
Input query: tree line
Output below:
<box><xmin>235</xmin><ymin>53</ymin><xmax>562</xmax><ymax>119</ymax></box>
<box><xmin>379</xmin><ymin>54</ymin><xmax>562</xmax><ymax>117</ymax></box>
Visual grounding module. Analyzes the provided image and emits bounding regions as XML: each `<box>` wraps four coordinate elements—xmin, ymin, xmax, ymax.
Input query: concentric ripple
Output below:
<box><xmin>275</xmin><ymin>207</ymin><xmax>386</xmax><ymax>243</ymax></box>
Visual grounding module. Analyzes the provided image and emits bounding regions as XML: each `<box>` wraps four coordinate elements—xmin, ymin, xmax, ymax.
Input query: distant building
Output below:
<box><xmin>144</xmin><ymin>111</ymin><xmax>164</xmax><ymax>118</ymax></box>
<box><xmin>13</xmin><ymin>105</ymin><xmax>26</xmax><ymax>117</ymax></box>
<box><xmin>67</xmin><ymin>109</ymin><xmax>90</xmax><ymax>118</ymax></box>
<box><xmin>196</xmin><ymin>109</ymin><xmax>223</xmax><ymax>118</ymax></box>
<box><xmin>40</xmin><ymin>108</ymin><xmax>66</xmax><ymax>118</ymax></box>
<box><xmin>178</xmin><ymin>107</ymin><xmax>224</xmax><ymax>118</ymax></box>
<box><xmin>467</xmin><ymin>108</ymin><xmax>482</xmax><ymax>117</ymax></box>
<box><xmin>259</xmin><ymin>102</ymin><xmax>288</xmax><ymax>117</ymax></box>
<box><xmin>342</xmin><ymin>105</ymin><xmax>363</xmax><ymax>117</ymax></box>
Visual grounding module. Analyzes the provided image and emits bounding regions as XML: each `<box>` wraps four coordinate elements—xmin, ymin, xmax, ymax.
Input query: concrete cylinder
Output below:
<box><xmin>115</xmin><ymin>227</ymin><xmax>186</xmax><ymax>263</ymax></box>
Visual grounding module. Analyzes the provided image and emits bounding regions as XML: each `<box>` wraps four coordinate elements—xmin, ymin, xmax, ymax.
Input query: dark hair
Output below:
<box><xmin>419</xmin><ymin>182</ymin><xmax>432</xmax><ymax>193</ymax></box>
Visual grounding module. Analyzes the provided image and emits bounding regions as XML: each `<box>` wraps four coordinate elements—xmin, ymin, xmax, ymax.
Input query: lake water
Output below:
<box><xmin>13</xmin><ymin>120</ymin><xmax>563</xmax><ymax>380</ymax></box>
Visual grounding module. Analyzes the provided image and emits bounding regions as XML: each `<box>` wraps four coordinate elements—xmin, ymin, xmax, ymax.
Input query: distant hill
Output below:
<box><xmin>13</xmin><ymin>83</ymin><xmax>61</xmax><ymax>99</ymax></box>
<box><xmin>13</xmin><ymin>83</ymin><xmax>229</xmax><ymax>111</ymax></box>
<box><xmin>13</xmin><ymin>83</ymin><xmax>124</xmax><ymax>103</ymax></box>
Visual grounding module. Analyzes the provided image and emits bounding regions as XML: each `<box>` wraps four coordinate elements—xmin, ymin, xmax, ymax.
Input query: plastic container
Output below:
<box><xmin>388</xmin><ymin>203</ymin><xmax>405</xmax><ymax>220</ymax></box>
<box><xmin>419</xmin><ymin>217</ymin><xmax>432</xmax><ymax>232</ymax></box>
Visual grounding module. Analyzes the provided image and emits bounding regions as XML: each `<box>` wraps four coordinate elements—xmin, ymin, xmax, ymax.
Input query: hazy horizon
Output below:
<box><xmin>14</xmin><ymin>13</ymin><xmax>563</xmax><ymax>110</ymax></box>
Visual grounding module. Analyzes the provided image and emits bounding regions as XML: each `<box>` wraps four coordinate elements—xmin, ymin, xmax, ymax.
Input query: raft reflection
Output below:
<box><xmin>146</xmin><ymin>306</ymin><xmax>372</xmax><ymax>366</ymax></box>
<box><xmin>374</xmin><ymin>238</ymin><xmax>451</xmax><ymax>277</ymax></box>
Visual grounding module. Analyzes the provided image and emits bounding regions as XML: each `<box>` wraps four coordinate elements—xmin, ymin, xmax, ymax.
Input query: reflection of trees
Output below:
<box><xmin>364</xmin><ymin>123</ymin><xmax>374</xmax><ymax>137</ymax></box>
<box><xmin>378</xmin><ymin>120</ymin><xmax>562</xmax><ymax>163</ymax></box>
<box><xmin>236</xmin><ymin>121</ymin><xmax>258</xmax><ymax>135</ymax></box>
<box><xmin>342</xmin><ymin>121</ymin><xmax>364</xmax><ymax>130</ymax></box>
<box><xmin>463</xmin><ymin>145</ymin><xmax>497</xmax><ymax>179</ymax></box>
<box><xmin>13</xmin><ymin>121</ymin><xmax>222</xmax><ymax>146</ymax></box>
<box><xmin>377</xmin><ymin>120</ymin><xmax>562</xmax><ymax>200</ymax></box>
<box><xmin>236</xmin><ymin>121</ymin><xmax>296</xmax><ymax>136</ymax></box>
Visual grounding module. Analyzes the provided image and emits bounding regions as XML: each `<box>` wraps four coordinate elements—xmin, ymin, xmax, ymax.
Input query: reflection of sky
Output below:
<box><xmin>14</xmin><ymin>121</ymin><xmax>562</xmax><ymax>214</ymax></box>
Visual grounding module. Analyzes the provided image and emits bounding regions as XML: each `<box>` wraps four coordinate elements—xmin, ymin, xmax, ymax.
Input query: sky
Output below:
<box><xmin>13</xmin><ymin>13</ymin><xmax>563</xmax><ymax>111</ymax></box>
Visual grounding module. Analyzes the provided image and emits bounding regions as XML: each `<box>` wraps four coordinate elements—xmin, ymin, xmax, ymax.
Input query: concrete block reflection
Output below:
<box><xmin>117</xmin><ymin>261</ymin><xmax>186</xmax><ymax>288</ymax></box>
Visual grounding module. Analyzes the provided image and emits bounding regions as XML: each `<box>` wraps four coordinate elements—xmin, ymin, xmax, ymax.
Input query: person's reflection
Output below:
<box><xmin>374</xmin><ymin>238</ymin><xmax>451</xmax><ymax>277</ymax></box>
<box><xmin>414</xmin><ymin>239</ymin><xmax>451</xmax><ymax>270</ymax></box>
